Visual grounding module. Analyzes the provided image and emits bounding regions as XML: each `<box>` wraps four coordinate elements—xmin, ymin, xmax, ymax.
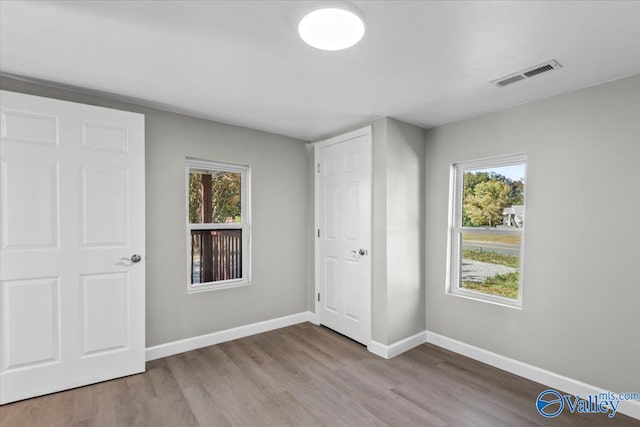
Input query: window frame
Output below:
<box><xmin>185</xmin><ymin>158</ymin><xmax>251</xmax><ymax>293</ymax></box>
<box><xmin>446</xmin><ymin>153</ymin><xmax>526</xmax><ymax>308</ymax></box>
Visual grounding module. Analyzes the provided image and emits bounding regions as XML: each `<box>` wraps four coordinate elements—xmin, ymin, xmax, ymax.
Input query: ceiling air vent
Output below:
<box><xmin>491</xmin><ymin>60</ymin><xmax>562</xmax><ymax>87</ymax></box>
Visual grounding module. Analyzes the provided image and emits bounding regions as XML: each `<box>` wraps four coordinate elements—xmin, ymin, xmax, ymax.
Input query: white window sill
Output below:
<box><xmin>187</xmin><ymin>279</ymin><xmax>251</xmax><ymax>294</ymax></box>
<box><xmin>446</xmin><ymin>289</ymin><xmax>522</xmax><ymax>310</ymax></box>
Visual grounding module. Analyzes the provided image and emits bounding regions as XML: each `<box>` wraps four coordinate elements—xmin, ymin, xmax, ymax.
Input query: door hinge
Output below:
<box><xmin>317</xmin><ymin>163</ymin><xmax>320</xmax><ymax>173</ymax></box>
<box><xmin>317</xmin><ymin>229</ymin><xmax>320</xmax><ymax>238</ymax></box>
<box><xmin>317</xmin><ymin>293</ymin><xmax>320</xmax><ymax>302</ymax></box>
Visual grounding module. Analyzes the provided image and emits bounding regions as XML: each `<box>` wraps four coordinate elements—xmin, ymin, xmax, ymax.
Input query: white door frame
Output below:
<box><xmin>313</xmin><ymin>125</ymin><xmax>372</xmax><ymax>346</ymax></box>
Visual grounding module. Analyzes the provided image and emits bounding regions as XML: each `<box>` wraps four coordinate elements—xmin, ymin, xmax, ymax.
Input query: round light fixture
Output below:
<box><xmin>298</xmin><ymin>7</ymin><xmax>365</xmax><ymax>51</ymax></box>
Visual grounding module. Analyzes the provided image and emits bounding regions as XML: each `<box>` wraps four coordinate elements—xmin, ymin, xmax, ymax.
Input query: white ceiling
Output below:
<box><xmin>1</xmin><ymin>1</ymin><xmax>639</xmax><ymax>141</ymax></box>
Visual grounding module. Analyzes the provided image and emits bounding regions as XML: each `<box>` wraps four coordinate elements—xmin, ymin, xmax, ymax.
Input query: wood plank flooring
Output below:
<box><xmin>1</xmin><ymin>322</ymin><xmax>637</xmax><ymax>426</ymax></box>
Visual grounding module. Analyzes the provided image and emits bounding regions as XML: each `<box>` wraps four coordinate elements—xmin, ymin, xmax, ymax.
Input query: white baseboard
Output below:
<box><xmin>367</xmin><ymin>340</ymin><xmax>387</xmax><ymax>358</ymax></box>
<box><xmin>425</xmin><ymin>330</ymin><xmax>640</xmax><ymax>421</ymax></box>
<box><xmin>146</xmin><ymin>311</ymin><xmax>314</xmax><ymax>361</ymax></box>
<box><xmin>368</xmin><ymin>331</ymin><xmax>427</xmax><ymax>359</ymax></box>
<box><xmin>308</xmin><ymin>311</ymin><xmax>320</xmax><ymax>326</ymax></box>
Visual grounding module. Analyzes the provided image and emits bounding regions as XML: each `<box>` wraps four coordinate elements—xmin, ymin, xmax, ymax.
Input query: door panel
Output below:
<box><xmin>344</xmin><ymin>182</ymin><xmax>358</xmax><ymax>241</ymax></box>
<box><xmin>81</xmin><ymin>272</ymin><xmax>129</xmax><ymax>355</ymax></box>
<box><xmin>0</xmin><ymin>90</ymin><xmax>145</xmax><ymax>404</ymax></box>
<box><xmin>81</xmin><ymin>121</ymin><xmax>128</xmax><ymax>153</ymax></box>
<box><xmin>2</xmin><ymin>277</ymin><xmax>60</xmax><ymax>370</ymax></box>
<box><xmin>343</xmin><ymin>260</ymin><xmax>359</xmax><ymax>320</ymax></box>
<box><xmin>324</xmin><ymin>256</ymin><xmax>339</xmax><ymax>313</ymax></box>
<box><xmin>81</xmin><ymin>166</ymin><xmax>129</xmax><ymax>247</ymax></box>
<box><xmin>0</xmin><ymin>109</ymin><xmax>58</xmax><ymax>146</ymax></box>
<box><xmin>325</xmin><ymin>184</ymin><xmax>339</xmax><ymax>239</ymax></box>
<box><xmin>317</xmin><ymin>127</ymin><xmax>371</xmax><ymax>345</ymax></box>
<box><xmin>1</xmin><ymin>159</ymin><xmax>59</xmax><ymax>249</ymax></box>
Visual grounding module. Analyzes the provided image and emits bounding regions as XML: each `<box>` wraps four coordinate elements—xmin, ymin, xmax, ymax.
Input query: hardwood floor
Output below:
<box><xmin>1</xmin><ymin>322</ymin><xmax>637</xmax><ymax>426</ymax></box>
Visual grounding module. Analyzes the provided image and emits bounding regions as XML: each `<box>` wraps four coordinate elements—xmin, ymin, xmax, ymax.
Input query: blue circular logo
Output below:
<box><xmin>536</xmin><ymin>389</ymin><xmax>564</xmax><ymax>418</ymax></box>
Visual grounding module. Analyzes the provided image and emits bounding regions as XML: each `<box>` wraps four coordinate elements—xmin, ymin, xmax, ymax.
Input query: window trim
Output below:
<box><xmin>446</xmin><ymin>153</ymin><xmax>526</xmax><ymax>308</ymax></box>
<box><xmin>185</xmin><ymin>158</ymin><xmax>251</xmax><ymax>293</ymax></box>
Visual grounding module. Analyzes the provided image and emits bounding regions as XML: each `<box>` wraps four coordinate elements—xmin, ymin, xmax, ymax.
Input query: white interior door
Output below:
<box><xmin>0</xmin><ymin>90</ymin><xmax>145</xmax><ymax>404</ymax></box>
<box><xmin>316</xmin><ymin>127</ymin><xmax>371</xmax><ymax>345</ymax></box>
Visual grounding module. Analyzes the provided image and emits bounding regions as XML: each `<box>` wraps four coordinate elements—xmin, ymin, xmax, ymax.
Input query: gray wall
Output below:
<box><xmin>424</xmin><ymin>74</ymin><xmax>640</xmax><ymax>392</ymax></box>
<box><xmin>0</xmin><ymin>77</ymin><xmax>310</xmax><ymax>348</ymax></box>
<box><xmin>371</xmin><ymin>118</ymin><xmax>389</xmax><ymax>344</ymax></box>
<box><xmin>368</xmin><ymin>118</ymin><xmax>427</xmax><ymax>345</ymax></box>
<box><xmin>385</xmin><ymin>118</ymin><xmax>426</xmax><ymax>344</ymax></box>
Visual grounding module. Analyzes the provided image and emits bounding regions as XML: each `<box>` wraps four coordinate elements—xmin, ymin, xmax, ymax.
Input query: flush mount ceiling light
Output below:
<box><xmin>298</xmin><ymin>7</ymin><xmax>365</xmax><ymax>51</ymax></box>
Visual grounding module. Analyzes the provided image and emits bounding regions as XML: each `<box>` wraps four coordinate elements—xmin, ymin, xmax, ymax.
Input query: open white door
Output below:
<box><xmin>0</xmin><ymin>90</ymin><xmax>145</xmax><ymax>404</ymax></box>
<box><xmin>315</xmin><ymin>126</ymin><xmax>371</xmax><ymax>345</ymax></box>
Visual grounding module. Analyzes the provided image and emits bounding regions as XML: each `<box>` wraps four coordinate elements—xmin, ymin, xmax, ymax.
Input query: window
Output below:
<box><xmin>447</xmin><ymin>154</ymin><xmax>526</xmax><ymax>307</ymax></box>
<box><xmin>186</xmin><ymin>158</ymin><xmax>250</xmax><ymax>291</ymax></box>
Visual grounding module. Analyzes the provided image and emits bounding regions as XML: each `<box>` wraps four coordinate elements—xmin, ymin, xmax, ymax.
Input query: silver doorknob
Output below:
<box><xmin>351</xmin><ymin>249</ymin><xmax>368</xmax><ymax>256</ymax></box>
<box><xmin>121</xmin><ymin>254</ymin><xmax>142</xmax><ymax>263</ymax></box>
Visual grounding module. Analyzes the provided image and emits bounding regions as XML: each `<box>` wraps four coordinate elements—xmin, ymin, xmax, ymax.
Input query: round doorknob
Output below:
<box><xmin>120</xmin><ymin>254</ymin><xmax>142</xmax><ymax>263</ymax></box>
